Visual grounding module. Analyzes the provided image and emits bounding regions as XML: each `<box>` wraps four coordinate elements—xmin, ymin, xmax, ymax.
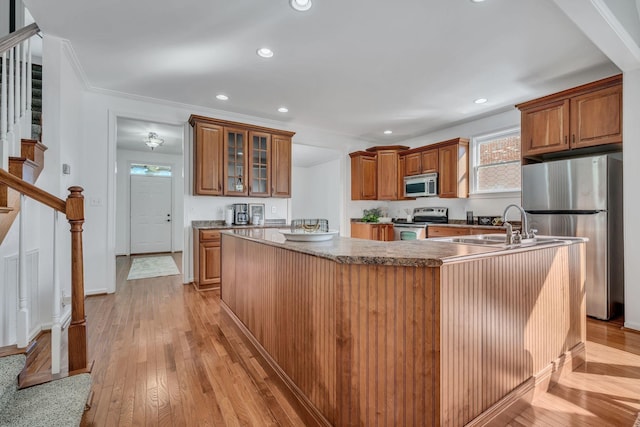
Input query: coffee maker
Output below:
<box><xmin>232</xmin><ymin>203</ymin><xmax>248</xmax><ymax>225</ymax></box>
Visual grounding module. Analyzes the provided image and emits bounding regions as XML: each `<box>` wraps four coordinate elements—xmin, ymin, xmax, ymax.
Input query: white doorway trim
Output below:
<box><xmin>107</xmin><ymin>110</ymin><xmax>187</xmax><ymax>294</ymax></box>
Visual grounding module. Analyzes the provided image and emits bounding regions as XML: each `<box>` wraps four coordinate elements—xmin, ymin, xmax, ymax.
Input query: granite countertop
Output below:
<box><xmin>222</xmin><ymin>228</ymin><xmax>583</xmax><ymax>267</ymax></box>
<box><xmin>192</xmin><ymin>220</ymin><xmax>288</xmax><ymax>230</ymax></box>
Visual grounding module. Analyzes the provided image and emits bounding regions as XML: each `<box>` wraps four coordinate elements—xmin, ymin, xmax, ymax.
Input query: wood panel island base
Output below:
<box><xmin>220</xmin><ymin>229</ymin><xmax>586</xmax><ymax>427</ymax></box>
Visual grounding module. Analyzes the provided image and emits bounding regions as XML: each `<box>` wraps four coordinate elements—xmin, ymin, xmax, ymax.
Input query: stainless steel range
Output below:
<box><xmin>393</xmin><ymin>207</ymin><xmax>448</xmax><ymax>240</ymax></box>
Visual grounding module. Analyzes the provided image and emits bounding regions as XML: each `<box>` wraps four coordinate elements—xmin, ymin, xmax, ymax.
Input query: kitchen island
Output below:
<box><xmin>220</xmin><ymin>229</ymin><xmax>586</xmax><ymax>427</ymax></box>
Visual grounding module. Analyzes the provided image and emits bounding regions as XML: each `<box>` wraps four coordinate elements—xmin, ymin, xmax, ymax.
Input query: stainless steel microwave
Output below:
<box><xmin>404</xmin><ymin>173</ymin><xmax>438</xmax><ymax>197</ymax></box>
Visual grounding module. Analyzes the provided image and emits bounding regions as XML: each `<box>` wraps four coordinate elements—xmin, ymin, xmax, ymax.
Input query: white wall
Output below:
<box><xmin>0</xmin><ymin>2</ymin><xmax>9</xmax><ymax>37</ymax></box>
<box><xmin>115</xmin><ymin>149</ymin><xmax>184</xmax><ymax>256</ymax></box>
<box><xmin>291</xmin><ymin>158</ymin><xmax>343</xmax><ymax>233</ymax></box>
<box><xmin>623</xmin><ymin>69</ymin><xmax>640</xmax><ymax>330</ymax></box>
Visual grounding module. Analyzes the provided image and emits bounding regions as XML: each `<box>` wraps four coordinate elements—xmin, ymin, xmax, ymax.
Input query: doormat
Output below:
<box><xmin>127</xmin><ymin>256</ymin><xmax>180</xmax><ymax>280</ymax></box>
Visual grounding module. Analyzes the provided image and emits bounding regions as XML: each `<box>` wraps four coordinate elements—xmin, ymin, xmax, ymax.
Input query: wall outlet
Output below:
<box><xmin>271</xmin><ymin>206</ymin><xmax>277</xmax><ymax>214</ymax></box>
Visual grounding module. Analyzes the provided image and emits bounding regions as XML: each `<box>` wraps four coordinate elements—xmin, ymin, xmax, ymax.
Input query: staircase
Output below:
<box><xmin>0</xmin><ymin>354</ymin><xmax>91</xmax><ymax>427</ymax></box>
<box><xmin>0</xmin><ymin>23</ymin><xmax>92</xmax><ymax>426</ymax></box>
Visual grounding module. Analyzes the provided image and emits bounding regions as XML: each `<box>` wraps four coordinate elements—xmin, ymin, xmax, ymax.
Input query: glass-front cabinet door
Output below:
<box><xmin>248</xmin><ymin>131</ymin><xmax>271</xmax><ymax>197</ymax></box>
<box><xmin>224</xmin><ymin>128</ymin><xmax>248</xmax><ymax>196</ymax></box>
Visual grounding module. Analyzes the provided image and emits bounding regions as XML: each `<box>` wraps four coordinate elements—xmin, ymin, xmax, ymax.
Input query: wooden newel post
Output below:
<box><xmin>66</xmin><ymin>186</ymin><xmax>87</xmax><ymax>373</ymax></box>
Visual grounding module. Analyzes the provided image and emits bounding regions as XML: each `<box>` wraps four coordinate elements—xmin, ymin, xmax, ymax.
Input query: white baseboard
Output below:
<box><xmin>624</xmin><ymin>320</ymin><xmax>640</xmax><ymax>332</ymax></box>
<box><xmin>85</xmin><ymin>288</ymin><xmax>109</xmax><ymax>296</ymax></box>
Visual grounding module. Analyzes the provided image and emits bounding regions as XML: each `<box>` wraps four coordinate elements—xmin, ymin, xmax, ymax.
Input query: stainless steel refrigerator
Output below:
<box><xmin>522</xmin><ymin>153</ymin><xmax>623</xmax><ymax>320</ymax></box>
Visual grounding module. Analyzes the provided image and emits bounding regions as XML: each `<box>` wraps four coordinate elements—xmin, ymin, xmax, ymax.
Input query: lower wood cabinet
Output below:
<box><xmin>194</xmin><ymin>229</ymin><xmax>221</xmax><ymax>290</ymax></box>
<box><xmin>427</xmin><ymin>225</ymin><xmax>503</xmax><ymax>238</ymax></box>
<box><xmin>351</xmin><ymin>222</ymin><xmax>394</xmax><ymax>241</ymax></box>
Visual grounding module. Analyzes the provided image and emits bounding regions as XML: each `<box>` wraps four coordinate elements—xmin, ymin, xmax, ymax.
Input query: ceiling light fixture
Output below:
<box><xmin>384</xmin><ymin>130</ymin><xmax>393</xmax><ymax>135</ymax></box>
<box><xmin>144</xmin><ymin>132</ymin><xmax>164</xmax><ymax>150</ymax></box>
<box><xmin>290</xmin><ymin>0</ymin><xmax>312</xmax><ymax>12</ymax></box>
<box><xmin>216</xmin><ymin>94</ymin><xmax>229</xmax><ymax>100</ymax></box>
<box><xmin>474</xmin><ymin>98</ymin><xmax>488</xmax><ymax>104</ymax></box>
<box><xmin>470</xmin><ymin>0</ymin><xmax>486</xmax><ymax>3</ymax></box>
<box><xmin>278</xmin><ymin>107</ymin><xmax>289</xmax><ymax>113</ymax></box>
<box><xmin>256</xmin><ymin>47</ymin><xmax>274</xmax><ymax>58</ymax></box>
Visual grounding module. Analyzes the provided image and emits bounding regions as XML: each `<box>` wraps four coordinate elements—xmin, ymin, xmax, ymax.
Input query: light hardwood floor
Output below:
<box><xmin>78</xmin><ymin>253</ymin><xmax>640</xmax><ymax>426</ymax></box>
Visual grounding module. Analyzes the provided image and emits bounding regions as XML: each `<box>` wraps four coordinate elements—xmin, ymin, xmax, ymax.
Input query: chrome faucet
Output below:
<box><xmin>503</xmin><ymin>204</ymin><xmax>534</xmax><ymax>244</ymax></box>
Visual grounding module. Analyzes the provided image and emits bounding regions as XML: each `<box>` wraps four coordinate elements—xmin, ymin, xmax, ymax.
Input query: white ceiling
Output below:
<box><xmin>116</xmin><ymin>117</ymin><xmax>183</xmax><ymax>155</ymax></box>
<box><xmin>24</xmin><ymin>0</ymin><xmax>621</xmax><ymax>148</ymax></box>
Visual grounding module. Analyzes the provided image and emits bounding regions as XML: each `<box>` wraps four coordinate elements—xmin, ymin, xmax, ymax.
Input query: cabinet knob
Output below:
<box><xmin>572</xmin><ymin>134</ymin><xmax>575</xmax><ymax>144</ymax></box>
<box><xmin>564</xmin><ymin>135</ymin><xmax>568</xmax><ymax>144</ymax></box>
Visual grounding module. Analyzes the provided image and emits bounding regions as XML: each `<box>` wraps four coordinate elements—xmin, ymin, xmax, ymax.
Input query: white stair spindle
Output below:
<box><xmin>14</xmin><ymin>43</ymin><xmax>20</xmax><ymax>128</ymax></box>
<box><xmin>17</xmin><ymin>194</ymin><xmax>29</xmax><ymax>348</ymax></box>
<box><xmin>51</xmin><ymin>210</ymin><xmax>62</xmax><ymax>374</ymax></box>
<box><xmin>27</xmin><ymin>39</ymin><xmax>32</xmax><ymax>112</ymax></box>
<box><xmin>1</xmin><ymin>51</ymin><xmax>7</xmax><ymax>170</ymax></box>
<box><xmin>21</xmin><ymin>40</ymin><xmax>26</xmax><ymax>118</ymax></box>
<box><xmin>8</xmin><ymin>47</ymin><xmax>14</xmax><ymax>135</ymax></box>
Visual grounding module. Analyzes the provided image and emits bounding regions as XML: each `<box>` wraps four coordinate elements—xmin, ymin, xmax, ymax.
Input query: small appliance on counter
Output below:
<box><xmin>392</xmin><ymin>207</ymin><xmax>448</xmax><ymax>240</ymax></box>
<box><xmin>225</xmin><ymin>207</ymin><xmax>234</xmax><ymax>226</ymax></box>
<box><xmin>232</xmin><ymin>203</ymin><xmax>248</xmax><ymax>225</ymax></box>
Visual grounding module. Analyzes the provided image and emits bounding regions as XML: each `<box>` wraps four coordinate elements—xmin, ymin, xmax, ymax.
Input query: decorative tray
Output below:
<box><xmin>279</xmin><ymin>229</ymin><xmax>339</xmax><ymax>242</ymax></box>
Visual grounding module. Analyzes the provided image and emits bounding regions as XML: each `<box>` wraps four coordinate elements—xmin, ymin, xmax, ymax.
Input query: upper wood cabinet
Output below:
<box><xmin>349</xmin><ymin>151</ymin><xmax>377</xmax><ymax>200</ymax></box>
<box><xmin>421</xmin><ymin>149</ymin><xmax>438</xmax><ymax>173</ymax></box>
<box><xmin>376</xmin><ymin>149</ymin><xmax>401</xmax><ymax>200</ymax></box>
<box><xmin>520</xmin><ymin>99</ymin><xmax>570</xmax><ymax>156</ymax></box>
<box><xmin>366</xmin><ymin>145</ymin><xmax>409</xmax><ymax>201</ymax></box>
<box><xmin>570</xmin><ymin>84</ymin><xmax>622</xmax><ymax>149</ymax></box>
<box><xmin>248</xmin><ymin>131</ymin><xmax>271</xmax><ymax>197</ymax></box>
<box><xmin>192</xmin><ymin>122</ymin><xmax>224</xmax><ymax>195</ymax></box>
<box><xmin>517</xmin><ymin>75</ymin><xmax>622</xmax><ymax>160</ymax></box>
<box><xmin>224</xmin><ymin>127</ymin><xmax>249</xmax><ymax>196</ymax></box>
<box><xmin>404</xmin><ymin>152</ymin><xmax>422</xmax><ymax>176</ymax></box>
<box><xmin>189</xmin><ymin>115</ymin><xmax>295</xmax><ymax>197</ymax></box>
<box><xmin>271</xmin><ymin>135</ymin><xmax>292</xmax><ymax>198</ymax></box>
<box><xmin>403</xmin><ymin>148</ymin><xmax>438</xmax><ymax>176</ymax></box>
<box><xmin>438</xmin><ymin>138</ymin><xmax>469</xmax><ymax>199</ymax></box>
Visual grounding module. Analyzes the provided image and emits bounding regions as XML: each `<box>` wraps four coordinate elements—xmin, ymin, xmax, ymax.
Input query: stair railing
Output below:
<box><xmin>0</xmin><ymin>169</ymin><xmax>89</xmax><ymax>374</ymax></box>
<box><xmin>1</xmin><ymin>23</ymin><xmax>39</xmax><ymax>169</ymax></box>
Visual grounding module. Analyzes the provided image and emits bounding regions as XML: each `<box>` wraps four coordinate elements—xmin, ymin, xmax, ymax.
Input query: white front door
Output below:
<box><xmin>130</xmin><ymin>175</ymin><xmax>172</xmax><ymax>254</ymax></box>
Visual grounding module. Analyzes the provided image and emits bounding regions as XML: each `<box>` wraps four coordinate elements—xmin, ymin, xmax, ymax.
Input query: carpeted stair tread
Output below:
<box><xmin>0</xmin><ymin>373</ymin><xmax>91</xmax><ymax>427</ymax></box>
<box><xmin>0</xmin><ymin>355</ymin><xmax>25</xmax><ymax>410</ymax></box>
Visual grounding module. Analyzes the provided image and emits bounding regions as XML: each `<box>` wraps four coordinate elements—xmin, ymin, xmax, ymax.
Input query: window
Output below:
<box><xmin>471</xmin><ymin>128</ymin><xmax>521</xmax><ymax>194</ymax></box>
<box><xmin>130</xmin><ymin>163</ymin><xmax>172</xmax><ymax>177</ymax></box>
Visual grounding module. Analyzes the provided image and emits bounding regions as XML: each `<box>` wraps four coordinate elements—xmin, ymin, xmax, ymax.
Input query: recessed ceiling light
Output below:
<box><xmin>216</xmin><ymin>94</ymin><xmax>229</xmax><ymax>101</ymax></box>
<box><xmin>470</xmin><ymin>0</ymin><xmax>486</xmax><ymax>3</ymax></box>
<box><xmin>384</xmin><ymin>130</ymin><xmax>393</xmax><ymax>135</ymax></box>
<box><xmin>474</xmin><ymin>98</ymin><xmax>488</xmax><ymax>104</ymax></box>
<box><xmin>290</xmin><ymin>0</ymin><xmax>312</xmax><ymax>12</ymax></box>
<box><xmin>256</xmin><ymin>48</ymin><xmax>274</xmax><ymax>58</ymax></box>
<box><xmin>278</xmin><ymin>107</ymin><xmax>289</xmax><ymax>113</ymax></box>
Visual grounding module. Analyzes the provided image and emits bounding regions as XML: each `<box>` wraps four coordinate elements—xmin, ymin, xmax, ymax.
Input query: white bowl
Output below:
<box><xmin>279</xmin><ymin>229</ymin><xmax>339</xmax><ymax>241</ymax></box>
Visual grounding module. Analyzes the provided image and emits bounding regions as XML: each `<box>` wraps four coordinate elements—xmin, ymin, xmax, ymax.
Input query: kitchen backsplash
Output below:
<box><xmin>348</xmin><ymin>193</ymin><xmax>522</xmax><ymax>221</ymax></box>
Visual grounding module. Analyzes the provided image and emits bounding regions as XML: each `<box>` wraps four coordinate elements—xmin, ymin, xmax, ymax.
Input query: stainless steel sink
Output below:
<box><xmin>432</xmin><ymin>234</ymin><xmax>563</xmax><ymax>248</ymax></box>
<box><xmin>448</xmin><ymin>237</ymin><xmax>503</xmax><ymax>245</ymax></box>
